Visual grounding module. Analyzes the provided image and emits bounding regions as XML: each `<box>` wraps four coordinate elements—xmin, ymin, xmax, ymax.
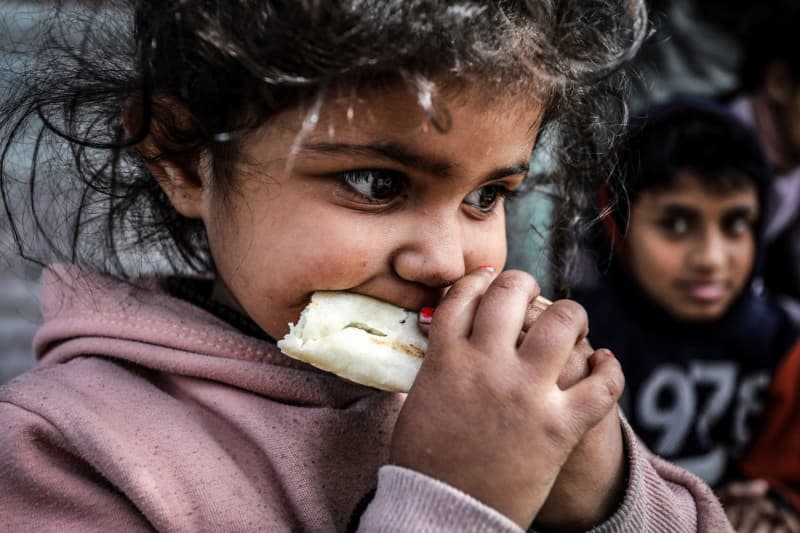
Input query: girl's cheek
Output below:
<box><xmin>464</xmin><ymin>220</ymin><xmax>508</xmax><ymax>270</ymax></box>
<box><xmin>309</xmin><ymin>242</ymin><xmax>380</xmax><ymax>279</ymax></box>
<box><xmin>466</xmin><ymin>248</ymin><xmax>507</xmax><ymax>274</ymax></box>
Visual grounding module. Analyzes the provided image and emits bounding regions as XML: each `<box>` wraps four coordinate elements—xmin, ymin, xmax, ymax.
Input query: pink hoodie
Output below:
<box><xmin>0</xmin><ymin>265</ymin><xmax>731</xmax><ymax>532</ymax></box>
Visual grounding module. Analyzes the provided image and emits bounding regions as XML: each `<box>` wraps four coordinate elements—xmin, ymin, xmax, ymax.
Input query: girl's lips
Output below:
<box><xmin>678</xmin><ymin>281</ymin><xmax>727</xmax><ymax>302</ymax></box>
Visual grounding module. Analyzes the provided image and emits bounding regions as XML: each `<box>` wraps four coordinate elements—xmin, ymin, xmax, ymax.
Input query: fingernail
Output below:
<box><xmin>419</xmin><ymin>307</ymin><xmax>435</xmax><ymax>324</ymax></box>
<box><xmin>478</xmin><ymin>264</ymin><xmax>495</xmax><ymax>273</ymax></box>
<box><xmin>603</xmin><ymin>349</ymin><xmax>615</xmax><ymax>358</ymax></box>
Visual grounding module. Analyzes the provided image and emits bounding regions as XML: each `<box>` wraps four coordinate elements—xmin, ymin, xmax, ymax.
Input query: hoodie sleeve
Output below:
<box><xmin>357</xmin><ymin>465</ymin><xmax>525</xmax><ymax>533</ymax></box>
<box><xmin>576</xmin><ymin>416</ymin><xmax>733</xmax><ymax>532</ymax></box>
<box><xmin>357</xmin><ymin>415</ymin><xmax>732</xmax><ymax>533</ymax></box>
<box><xmin>0</xmin><ymin>402</ymin><xmax>155</xmax><ymax>532</ymax></box>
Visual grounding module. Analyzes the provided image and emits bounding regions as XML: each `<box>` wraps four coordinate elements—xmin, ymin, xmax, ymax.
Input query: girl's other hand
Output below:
<box><xmin>392</xmin><ymin>268</ymin><xmax>625</xmax><ymax>528</ymax></box>
<box><xmin>718</xmin><ymin>480</ymin><xmax>800</xmax><ymax>533</ymax></box>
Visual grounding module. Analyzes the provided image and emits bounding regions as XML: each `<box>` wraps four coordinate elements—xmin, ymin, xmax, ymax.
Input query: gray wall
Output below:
<box><xmin>0</xmin><ymin>2</ymin><xmax>48</xmax><ymax>383</ymax></box>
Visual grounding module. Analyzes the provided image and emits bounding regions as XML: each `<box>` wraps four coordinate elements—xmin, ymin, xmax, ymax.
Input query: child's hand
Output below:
<box><xmin>533</xmin><ymin>347</ymin><xmax>626</xmax><ymax>531</ymax></box>
<box><xmin>390</xmin><ymin>268</ymin><xmax>625</xmax><ymax>528</ymax></box>
<box><xmin>717</xmin><ymin>479</ymin><xmax>800</xmax><ymax>532</ymax></box>
<box><xmin>517</xmin><ymin>291</ymin><xmax>627</xmax><ymax>530</ymax></box>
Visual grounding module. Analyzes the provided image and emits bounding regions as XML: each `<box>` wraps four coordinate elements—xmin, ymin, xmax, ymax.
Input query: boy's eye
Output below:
<box><xmin>659</xmin><ymin>216</ymin><xmax>690</xmax><ymax>236</ymax></box>
<box><xmin>723</xmin><ymin>215</ymin><xmax>752</xmax><ymax>237</ymax></box>
<box><xmin>463</xmin><ymin>184</ymin><xmax>508</xmax><ymax>212</ymax></box>
<box><xmin>342</xmin><ymin>169</ymin><xmax>405</xmax><ymax>203</ymax></box>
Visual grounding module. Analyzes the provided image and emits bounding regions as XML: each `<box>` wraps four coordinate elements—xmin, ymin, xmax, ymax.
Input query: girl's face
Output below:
<box><xmin>189</xmin><ymin>84</ymin><xmax>542</xmax><ymax>338</ymax></box>
<box><xmin>625</xmin><ymin>171</ymin><xmax>759</xmax><ymax>322</ymax></box>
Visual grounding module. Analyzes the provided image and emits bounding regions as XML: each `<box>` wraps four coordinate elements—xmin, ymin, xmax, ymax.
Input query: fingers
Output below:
<box><xmin>719</xmin><ymin>483</ymin><xmax>800</xmax><ymax>533</ymax></box>
<box><xmin>417</xmin><ymin>307</ymin><xmax>434</xmax><ymax>336</ymax></box>
<box><xmin>517</xmin><ymin>294</ymin><xmax>553</xmax><ymax>346</ymax></box>
<box><xmin>430</xmin><ymin>266</ymin><xmax>496</xmax><ymax>339</ymax></box>
<box><xmin>739</xmin><ymin>503</ymin><xmax>768</xmax><ymax>533</ymax></box>
<box><xmin>561</xmin><ymin>349</ymin><xmax>624</xmax><ymax>431</ymax></box>
<box><xmin>470</xmin><ymin>270</ymin><xmax>540</xmax><ymax>350</ymax></box>
<box><xmin>431</xmin><ymin>268</ymin><xmax>593</xmax><ymax>394</ymax></box>
<box><xmin>520</xmin><ymin>299</ymin><xmax>590</xmax><ymax>384</ymax></box>
<box><xmin>521</xmin><ymin>294</ymin><xmax>552</xmax><ymax>334</ymax></box>
<box><xmin>727</xmin><ymin>504</ymin><xmax>742</xmax><ymax>530</ymax></box>
<box><xmin>750</xmin><ymin>523</ymin><xmax>771</xmax><ymax>533</ymax></box>
<box><xmin>555</xmin><ymin>338</ymin><xmax>594</xmax><ymax>390</ymax></box>
<box><xmin>722</xmin><ymin>479</ymin><xmax>770</xmax><ymax>500</ymax></box>
<box><xmin>518</xmin><ymin>293</ymin><xmax>594</xmax><ymax>389</ymax></box>
<box><xmin>782</xmin><ymin>507</ymin><xmax>800</xmax><ymax>533</ymax></box>
<box><xmin>740</xmin><ymin>502</ymin><xmax>783</xmax><ymax>533</ymax></box>
<box><xmin>417</xmin><ymin>321</ymin><xmax>431</xmax><ymax>336</ymax></box>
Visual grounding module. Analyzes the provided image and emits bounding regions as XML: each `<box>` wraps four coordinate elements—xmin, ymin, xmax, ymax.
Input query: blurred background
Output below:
<box><xmin>0</xmin><ymin>0</ymin><xmax>791</xmax><ymax>383</ymax></box>
<box><xmin>0</xmin><ymin>1</ymin><xmax>49</xmax><ymax>383</ymax></box>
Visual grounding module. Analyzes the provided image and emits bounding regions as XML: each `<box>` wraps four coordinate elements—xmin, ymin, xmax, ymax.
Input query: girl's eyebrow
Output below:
<box><xmin>655</xmin><ymin>204</ymin><xmax>699</xmax><ymax>221</ymax></box>
<box><xmin>660</xmin><ymin>204</ymin><xmax>697</xmax><ymax>215</ymax></box>
<box><xmin>299</xmin><ymin>140</ymin><xmax>529</xmax><ymax>181</ymax></box>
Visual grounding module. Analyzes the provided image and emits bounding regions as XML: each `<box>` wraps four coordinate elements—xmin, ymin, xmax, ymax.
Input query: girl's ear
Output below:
<box><xmin>765</xmin><ymin>60</ymin><xmax>795</xmax><ymax>106</ymax></box>
<box><xmin>123</xmin><ymin>98</ymin><xmax>207</xmax><ymax>220</ymax></box>
<box><xmin>140</xmin><ymin>150</ymin><xmax>206</xmax><ymax>220</ymax></box>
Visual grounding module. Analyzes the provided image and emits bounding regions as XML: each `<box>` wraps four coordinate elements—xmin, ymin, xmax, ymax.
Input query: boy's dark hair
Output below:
<box><xmin>612</xmin><ymin>97</ymin><xmax>771</xmax><ymax>225</ymax></box>
<box><xmin>0</xmin><ymin>0</ymin><xmax>647</xmax><ymax>279</ymax></box>
<box><xmin>738</xmin><ymin>2</ymin><xmax>800</xmax><ymax>93</ymax></box>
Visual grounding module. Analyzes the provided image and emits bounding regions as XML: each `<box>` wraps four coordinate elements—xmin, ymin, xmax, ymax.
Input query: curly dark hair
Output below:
<box><xmin>0</xmin><ymin>0</ymin><xmax>647</xmax><ymax>289</ymax></box>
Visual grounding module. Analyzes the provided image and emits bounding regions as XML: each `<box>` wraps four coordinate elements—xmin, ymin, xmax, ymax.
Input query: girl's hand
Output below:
<box><xmin>533</xmin><ymin>372</ymin><xmax>625</xmax><ymax>531</ymax></box>
<box><xmin>390</xmin><ymin>268</ymin><xmax>625</xmax><ymax>528</ymax></box>
<box><xmin>717</xmin><ymin>480</ymin><xmax>800</xmax><ymax>533</ymax></box>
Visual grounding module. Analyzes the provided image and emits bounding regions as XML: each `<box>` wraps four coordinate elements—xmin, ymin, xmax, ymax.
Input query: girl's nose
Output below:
<box><xmin>392</xmin><ymin>214</ymin><xmax>466</xmax><ymax>288</ymax></box>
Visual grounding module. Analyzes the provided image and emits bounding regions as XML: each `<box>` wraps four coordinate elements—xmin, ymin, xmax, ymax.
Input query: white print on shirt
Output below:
<box><xmin>734</xmin><ymin>372</ymin><xmax>770</xmax><ymax>445</ymax></box>
<box><xmin>674</xmin><ymin>447</ymin><xmax>726</xmax><ymax>486</ymax></box>
<box><xmin>636</xmin><ymin>361</ymin><xmax>769</xmax><ymax>484</ymax></box>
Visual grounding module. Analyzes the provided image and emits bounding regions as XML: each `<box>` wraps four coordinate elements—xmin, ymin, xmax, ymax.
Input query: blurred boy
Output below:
<box><xmin>573</xmin><ymin>97</ymin><xmax>800</xmax><ymax>531</ymax></box>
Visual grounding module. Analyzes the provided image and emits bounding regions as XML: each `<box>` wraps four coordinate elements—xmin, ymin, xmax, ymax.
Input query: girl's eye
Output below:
<box><xmin>659</xmin><ymin>216</ymin><xmax>690</xmax><ymax>236</ymax></box>
<box><xmin>341</xmin><ymin>169</ymin><xmax>405</xmax><ymax>203</ymax></box>
<box><xmin>463</xmin><ymin>184</ymin><xmax>509</xmax><ymax>212</ymax></box>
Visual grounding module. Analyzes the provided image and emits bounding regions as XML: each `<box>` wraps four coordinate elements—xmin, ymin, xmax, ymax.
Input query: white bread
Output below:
<box><xmin>277</xmin><ymin>290</ymin><xmax>553</xmax><ymax>392</ymax></box>
<box><xmin>277</xmin><ymin>291</ymin><xmax>427</xmax><ymax>392</ymax></box>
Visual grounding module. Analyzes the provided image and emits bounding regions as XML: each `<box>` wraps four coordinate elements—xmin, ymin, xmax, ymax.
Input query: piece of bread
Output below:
<box><xmin>278</xmin><ymin>290</ymin><xmax>552</xmax><ymax>392</ymax></box>
<box><xmin>278</xmin><ymin>291</ymin><xmax>426</xmax><ymax>392</ymax></box>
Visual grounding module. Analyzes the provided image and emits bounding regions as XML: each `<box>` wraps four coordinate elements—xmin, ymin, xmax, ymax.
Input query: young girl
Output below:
<box><xmin>0</xmin><ymin>2</ymin><xmax>730</xmax><ymax>531</ymax></box>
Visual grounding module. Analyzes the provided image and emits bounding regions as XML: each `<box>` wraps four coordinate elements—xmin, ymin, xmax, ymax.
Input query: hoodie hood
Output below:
<box><xmin>33</xmin><ymin>263</ymin><xmax>380</xmax><ymax>408</ymax></box>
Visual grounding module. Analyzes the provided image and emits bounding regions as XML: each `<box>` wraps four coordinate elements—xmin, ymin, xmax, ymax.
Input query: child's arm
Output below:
<box><xmin>357</xmin><ymin>415</ymin><xmax>733</xmax><ymax>532</ymax></box>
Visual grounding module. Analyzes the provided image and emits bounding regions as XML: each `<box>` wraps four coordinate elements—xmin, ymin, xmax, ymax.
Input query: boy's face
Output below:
<box><xmin>626</xmin><ymin>171</ymin><xmax>759</xmax><ymax>322</ymax></box>
<box><xmin>178</xmin><ymin>83</ymin><xmax>542</xmax><ymax>338</ymax></box>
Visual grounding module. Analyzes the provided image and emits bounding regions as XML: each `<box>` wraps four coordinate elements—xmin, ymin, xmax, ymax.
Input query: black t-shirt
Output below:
<box><xmin>573</xmin><ymin>264</ymin><xmax>798</xmax><ymax>487</ymax></box>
